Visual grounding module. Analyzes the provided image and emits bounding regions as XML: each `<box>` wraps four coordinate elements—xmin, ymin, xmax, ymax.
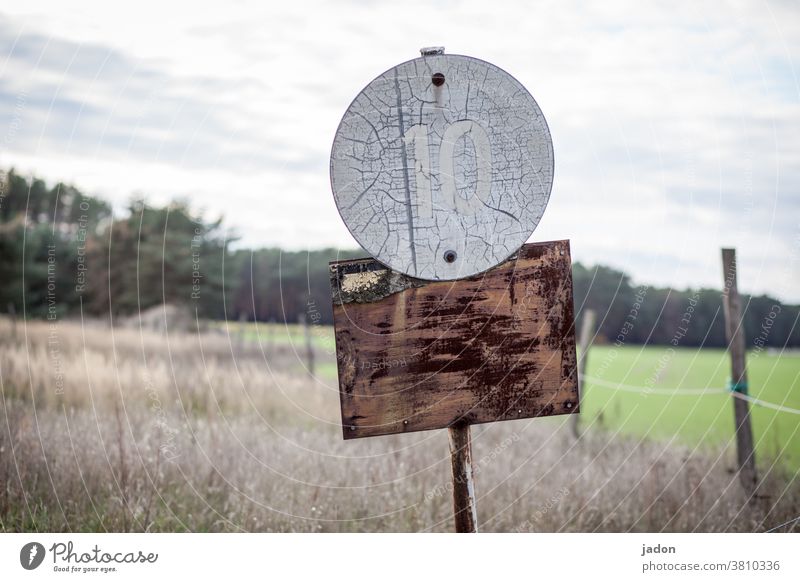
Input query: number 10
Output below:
<box><xmin>403</xmin><ymin>120</ymin><xmax>492</xmax><ymax>218</ymax></box>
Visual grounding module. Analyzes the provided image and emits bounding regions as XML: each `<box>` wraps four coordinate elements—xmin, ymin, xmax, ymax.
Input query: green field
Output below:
<box><xmin>579</xmin><ymin>346</ymin><xmax>800</xmax><ymax>471</ymax></box>
<box><xmin>224</xmin><ymin>322</ymin><xmax>800</xmax><ymax>472</ymax></box>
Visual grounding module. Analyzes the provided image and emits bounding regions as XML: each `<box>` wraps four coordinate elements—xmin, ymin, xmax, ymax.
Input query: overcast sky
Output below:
<box><xmin>1</xmin><ymin>0</ymin><xmax>799</xmax><ymax>300</ymax></box>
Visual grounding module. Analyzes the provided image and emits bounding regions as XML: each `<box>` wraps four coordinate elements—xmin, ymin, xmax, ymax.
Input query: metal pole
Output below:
<box><xmin>448</xmin><ymin>422</ymin><xmax>478</xmax><ymax>533</ymax></box>
<box><xmin>572</xmin><ymin>308</ymin><xmax>596</xmax><ymax>438</ymax></box>
<box><xmin>721</xmin><ymin>248</ymin><xmax>757</xmax><ymax>496</ymax></box>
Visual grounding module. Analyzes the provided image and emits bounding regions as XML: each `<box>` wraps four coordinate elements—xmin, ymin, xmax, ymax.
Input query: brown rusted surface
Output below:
<box><xmin>330</xmin><ymin>240</ymin><xmax>578</xmax><ymax>439</ymax></box>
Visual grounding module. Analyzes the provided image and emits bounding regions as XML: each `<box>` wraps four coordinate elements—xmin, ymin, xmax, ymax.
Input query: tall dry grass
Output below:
<box><xmin>1</xmin><ymin>316</ymin><xmax>797</xmax><ymax>532</ymax></box>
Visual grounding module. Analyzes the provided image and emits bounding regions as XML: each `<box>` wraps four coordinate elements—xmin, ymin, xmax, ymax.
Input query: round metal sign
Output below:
<box><xmin>330</xmin><ymin>52</ymin><xmax>554</xmax><ymax>280</ymax></box>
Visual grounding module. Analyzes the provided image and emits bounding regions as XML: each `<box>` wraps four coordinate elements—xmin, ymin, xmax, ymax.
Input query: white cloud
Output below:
<box><xmin>0</xmin><ymin>0</ymin><xmax>799</xmax><ymax>299</ymax></box>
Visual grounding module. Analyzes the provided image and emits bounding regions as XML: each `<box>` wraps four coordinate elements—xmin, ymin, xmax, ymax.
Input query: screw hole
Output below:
<box><xmin>432</xmin><ymin>72</ymin><xmax>445</xmax><ymax>87</ymax></box>
<box><xmin>443</xmin><ymin>250</ymin><xmax>457</xmax><ymax>264</ymax></box>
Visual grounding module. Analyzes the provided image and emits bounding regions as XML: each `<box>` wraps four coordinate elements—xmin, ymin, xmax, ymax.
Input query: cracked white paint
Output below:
<box><xmin>331</xmin><ymin>54</ymin><xmax>553</xmax><ymax>280</ymax></box>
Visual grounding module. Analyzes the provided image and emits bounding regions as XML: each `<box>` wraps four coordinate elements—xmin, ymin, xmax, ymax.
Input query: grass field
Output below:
<box><xmin>228</xmin><ymin>321</ymin><xmax>800</xmax><ymax>470</ymax></box>
<box><xmin>580</xmin><ymin>346</ymin><xmax>800</xmax><ymax>471</ymax></box>
<box><xmin>2</xmin><ymin>317</ymin><xmax>798</xmax><ymax>532</ymax></box>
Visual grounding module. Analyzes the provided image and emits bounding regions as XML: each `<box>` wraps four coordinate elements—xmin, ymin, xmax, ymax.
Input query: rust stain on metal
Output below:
<box><xmin>330</xmin><ymin>240</ymin><xmax>578</xmax><ymax>439</ymax></box>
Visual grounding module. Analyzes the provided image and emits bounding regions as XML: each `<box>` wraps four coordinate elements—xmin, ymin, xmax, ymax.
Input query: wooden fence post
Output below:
<box><xmin>448</xmin><ymin>422</ymin><xmax>478</xmax><ymax>533</ymax></box>
<box><xmin>237</xmin><ymin>312</ymin><xmax>247</xmax><ymax>352</ymax></box>
<box><xmin>572</xmin><ymin>309</ymin><xmax>596</xmax><ymax>438</ymax></box>
<box><xmin>721</xmin><ymin>248</ymin><xmax>757</xmax><ymax>496</ymax></box>
<box><xmin>267</xmin><ymin>318</ymin><xmax>275</xmax><ymax>350</ymax></box>
<box><xmin>300</xmin><ymin>313</ymin><xmax>315</xmax><ymax>376</ymax></box>
<box><xmin>8</xmin><ymin>302</ymin><xmax>17</xmax><ymax>341</ymax></box>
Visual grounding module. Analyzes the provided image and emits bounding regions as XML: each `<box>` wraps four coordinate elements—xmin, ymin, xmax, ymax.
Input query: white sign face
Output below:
<box><xmin>331</xmin><ymin>54</ymin><xmax>554</xmax><ymax>280</ymax></box>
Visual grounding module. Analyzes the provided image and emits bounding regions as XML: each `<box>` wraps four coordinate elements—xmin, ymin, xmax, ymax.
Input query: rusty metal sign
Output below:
<box><xmin>330</xmin><ymin>52</ymin><xmax>554</xmax><ymax>281</ymax></box>
<box><xmin>330</xmin><ymin>240</ymin><xmax>577</xmax><ymax>439</ymax></box>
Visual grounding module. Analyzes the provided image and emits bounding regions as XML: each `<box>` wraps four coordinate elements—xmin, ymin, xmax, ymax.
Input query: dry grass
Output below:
<box><xmin>1</xmin><ymin>316</ymin><xmax>797</xmax><ymax>532</ymax></box>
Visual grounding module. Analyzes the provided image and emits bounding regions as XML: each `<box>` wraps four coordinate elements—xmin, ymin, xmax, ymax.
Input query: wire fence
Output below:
<box><xmin>580</xmin><ymin>374</ymin><xmax>800</xmax><ymax>415</ymax></box>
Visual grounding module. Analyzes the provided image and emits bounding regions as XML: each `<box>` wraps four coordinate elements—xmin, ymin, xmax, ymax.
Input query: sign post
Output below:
<box><xmin>448</xmin><ymin>422</ymin><xmax>478</xmax><ymax>533</ymax></box>
<box><xmin>329</xmin><ymin>241</ymin><xmax>577</xmax><ymax>531</ymax></box>
<box><xmin>328</xmin><ymin>47</ymin><xmax>574</xmax><ymax>532</ymax></box>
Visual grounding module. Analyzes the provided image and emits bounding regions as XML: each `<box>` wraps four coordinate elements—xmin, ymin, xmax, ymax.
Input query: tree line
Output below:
<box><xmin>1</xmin><ymin>168</ymin><xmax>798</xmax><ymax>349</ymax></box>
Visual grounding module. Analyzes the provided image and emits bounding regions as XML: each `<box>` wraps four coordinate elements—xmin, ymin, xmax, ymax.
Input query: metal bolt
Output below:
<box><xmin>432</xmin><ymin>72</ymin><xmax>445</xmax><ymax>87</ymax></box>
<box><xmin>420</xmin><ymin>46</ymin><xmax>445</xmax><ymax>56</ymax></box>
<box><xmin>566</xmin><ymin>402</ymin><xmax>573</xmax><ymax>409</ymax></box>
<box><xmin>444</xmin><ymin>250</ymin><xmax>457</xmax><ymax>264</ymax></box>
<box><xmin>403</xmin><ymin>420</ymin><xmax>409</xmax><ymax>425</ymax></box>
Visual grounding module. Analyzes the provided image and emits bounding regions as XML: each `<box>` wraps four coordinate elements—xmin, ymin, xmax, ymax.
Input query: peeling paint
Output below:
<box><xmin>330</xmin><ymin>54</ymin><xmax>554</xmax><ymax>281</ymax></box>
<box><xmin>329</xmin><ymin>260</ymin><xmax>426</xmax><ymax>305</ymax></box>
<box><xmin>341</xmin><ymin>271</ymin><xmax>382</xmax><ymax>294</ymax></box>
